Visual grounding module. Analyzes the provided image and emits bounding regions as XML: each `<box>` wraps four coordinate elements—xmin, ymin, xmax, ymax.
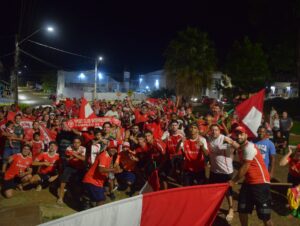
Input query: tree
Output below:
<box><xmin>149</xmin><ymin>88</ymin><xmax>175</xmax><ymax>99</ymax></box>
<box><xmin>164</xmin><ymin>27</ymin><xmax>217</xmax><ymax>100</ymax></box>
<box><xmin>41</xmin><ymin>72</ymin><xmax>57</xmax><ymax>93</ymax></box>
<box><xmin>225</xmin><ymin>37</ymin><xmax>270</xmax><ymax>92</ymax></box>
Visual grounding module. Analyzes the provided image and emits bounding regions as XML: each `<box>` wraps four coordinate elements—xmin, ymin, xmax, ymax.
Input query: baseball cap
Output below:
<box><xmin>123</xmin><ymin>142</ymin><xmax>130</xmax><ymax>148</ymax></box>
<box><xmin>235</xmin><ymin>126</ymin><xmax>246</xmax><ymax>134</ymax></box>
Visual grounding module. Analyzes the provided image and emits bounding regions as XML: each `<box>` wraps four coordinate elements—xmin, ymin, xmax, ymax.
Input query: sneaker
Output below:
<box><xmin>36</xmin><ymin>185</ymin><xmax>42</xmax><ymax>192</ymax></box>
<box><xmin>57</xmin><ymin>198</ymin><xmax>64</xmax><ymax>205</ymax></box>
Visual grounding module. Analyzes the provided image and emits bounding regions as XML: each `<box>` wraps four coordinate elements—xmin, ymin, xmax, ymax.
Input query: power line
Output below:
<box><xmin>27</xmin><ymin>39</ymin><xmax>94</xmax><ymax>60</ymax></box>
<box><xmin>19</xmin><ymin>48</ymin><xmax>60</xmax><ymax>69</ymax></box>
<box><xmin>0</xmin><ymin>51</ymin><xmax>16</xmax><ymax>59</ymax></box>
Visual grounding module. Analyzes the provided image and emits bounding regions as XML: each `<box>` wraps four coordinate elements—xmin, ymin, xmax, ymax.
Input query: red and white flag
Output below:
<box><xmin>235</xmin><ymin>89</ymin><xmax>265</xmax><ymax>137</ymax></box>
<box><xmin>39</xmin><ymin>184</ymin><xmax>228</xmax><ymax>226</ymax></box>
<box><xmin>79</xmin><ymin>97</ymin><xmax>96</xmax><ymax>119</ymax></box>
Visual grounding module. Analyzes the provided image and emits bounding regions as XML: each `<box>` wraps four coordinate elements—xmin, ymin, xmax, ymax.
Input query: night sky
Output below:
<box><xmin>0</xmin><ymin>0</ymin><xmax>294</xmax><ymax>79</ymax></box>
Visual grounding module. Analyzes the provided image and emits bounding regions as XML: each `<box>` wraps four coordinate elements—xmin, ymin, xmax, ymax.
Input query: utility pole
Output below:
<box><xmin>12</xmin><ymin>35</ymin><xmax>19</xmax><ymax>105</ymax></box>
<box><xmin>94</xmin><ymin>58</ymin><xmax>97</xmax><ymax>100</ymax></box>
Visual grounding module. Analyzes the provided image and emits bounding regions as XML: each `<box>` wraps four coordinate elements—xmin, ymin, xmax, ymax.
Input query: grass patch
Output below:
<box><xmin>291</xmin><ymin>121</ymin><xmax>300</xmax><ymax>135</ymax></box>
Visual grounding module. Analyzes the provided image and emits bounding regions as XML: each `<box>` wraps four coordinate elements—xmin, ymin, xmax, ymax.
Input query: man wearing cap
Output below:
<box><xmin>229</xmin><ymin>126</ymin><xmax>274</xmax><ymax>226</ymax></box>
<box><xmin>82</xmin><ymin>140</ymin><xmax>120</xmax><ymax>207</ymax></box>
<box><xmin>181</xmin><ymin>122</ymin><xmax>209</xmax><ymax>186</ymax></box>
<box><xmin>115</xmin><ymin>142</ymin><xmax>138</xmax><ymax>196</ymax></box>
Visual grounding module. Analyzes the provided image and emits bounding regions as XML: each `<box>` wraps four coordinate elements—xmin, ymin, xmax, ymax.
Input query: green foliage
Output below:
<box><xmin>225</xmin><ymin>37</ymin><xmax>270</xmax><ymax>92</ymax></box>
<box><xmin>164</xmin><ymin>27</ymin><xmax>217</xmax><ymax>97</ymax></box>
<box><xmin>41</xmin><ymin>72</ymin><xmax>57</xmax><ymax>93</ymax></box>
<box><xmin>268</xmin><ymin>41</ymin><xmax>295</xmax><ymax>77</ymax></box>
<box><xmin>149</xmin><ymin>88</ymin><xmax>175</xmax><ymax>98</ymax></box>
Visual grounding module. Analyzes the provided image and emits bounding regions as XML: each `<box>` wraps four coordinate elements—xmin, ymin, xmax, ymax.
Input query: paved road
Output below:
<box><xmin>18</xmin><ymin>87</ymin><xmax>52</xmax><ymax>106</ymax></box>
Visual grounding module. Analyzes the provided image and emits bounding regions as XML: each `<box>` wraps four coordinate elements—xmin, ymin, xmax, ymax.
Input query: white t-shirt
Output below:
<box><xmin>105</xmin><ymin>110</ymin><xmax>120</xmax><ymax>119</ymax></box>
<box><xmin>208</xmin><ymin>134</ymin><xmax>234</xmax><ymax>174</ymax></box>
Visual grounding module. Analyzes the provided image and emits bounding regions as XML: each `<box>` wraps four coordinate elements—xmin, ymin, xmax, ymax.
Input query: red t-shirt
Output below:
<box><xmin>4</xmin><ymin>153</ymin><xmax>32</xmax><ymax>180</ymax></box>
<box><xmin>165</xmin><ymin>133</ymin><xmax>184</xmax><ymax>158</ymax></box>
<box><xmin>238</xmin><ymin>142</ymin><xmax>270</xmax><ymax>184</ymax></box>
<box><xmin>65</xmin><ymin>146</ymin><xmax>86</xmax><ymax>169</ymax></box>
<box><xmin>183</xmin><ymin>136</ymin><xmax>208</xmax><ymax>172</ymax></box>
<box><xmin>288</xmin><ymin>157</ymin><xmax>300</xmax><ymax>178</ymax></box>
<box><xmin>35</xmin><ymin>152</ymin><xmax>60</xmax><ymax>174</ymax></box>
<box><xmin>134</xmin><ymin>109</ymin><xmax>149</xmax><ymax>124</ymax></box>
<box><xmin>32</xmin><ymin>140</ymin><xmax>44</xmax><ymax>160</ymax></box>
<box><xmin>148</xmin><ymin>139</ymin><xmax>166</xmax><ymax>163</ymax></box>
<box><xmin>83</xmin><ymin>151</ymin><xmax>112</xmax><ymax>187</ymax></box>
<box><xmin>116</xmin><ymin>151</ymin><xmax>137</xmax><ymax>172</ymax></box>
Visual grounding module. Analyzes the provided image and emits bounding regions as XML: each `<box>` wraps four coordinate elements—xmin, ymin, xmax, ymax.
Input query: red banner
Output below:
<box><xmin>66</xmin><ymin>117</ymin><xmax>121</xmax><ymax>129</ymax></box>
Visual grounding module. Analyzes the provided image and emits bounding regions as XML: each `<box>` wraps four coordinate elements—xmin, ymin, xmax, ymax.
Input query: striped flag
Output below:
<box><xmin>39</xmin><ymin>184</ymin><xmax>228</xmax><ymax>226</ymax></box>
<box><xmin>79</xmin><ymin>97</ymin><xmax>97</xmax><ymax>119</ymax></box>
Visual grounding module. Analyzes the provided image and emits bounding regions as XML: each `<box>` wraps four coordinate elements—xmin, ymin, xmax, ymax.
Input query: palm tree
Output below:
<box><xmin>164</xmin><ymin>27</ymin><xmax>216</xmax><ymax>103</ymax></box>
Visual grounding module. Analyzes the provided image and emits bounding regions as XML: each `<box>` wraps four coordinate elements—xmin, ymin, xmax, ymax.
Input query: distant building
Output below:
<box><xmin>137</xmin><ymin>69</ymin><xmax>225</xmax><ymax>99</ymax></box>
<box><xmin>137</xmin><ymin>70</ymin><xmax>166</xmax><ymax>92</ymax></box>
<box><xmin>268</xmin><ymin>82</ymin><xmax>298</xmax><ymax>99</ymax></box>
<box><xmin>57</xmin><ymin>70</ymin><xmax>123</xmax><ymax>99</ymax></box>
<box><xmin>0</xmin><ymin>80</ymin><xmax>10</xmax><ymax>97</ymax></box>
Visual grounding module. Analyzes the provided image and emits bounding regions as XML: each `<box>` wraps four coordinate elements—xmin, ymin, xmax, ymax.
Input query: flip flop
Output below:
<box><xmin>226</xmin><ymin>208</ymin><xmax>234</xmax><ymax>223</ymax></box>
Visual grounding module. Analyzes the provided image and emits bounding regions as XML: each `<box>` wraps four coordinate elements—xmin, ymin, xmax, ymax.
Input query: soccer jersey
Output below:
<box><xmin>183</xmin><ymin>136</ymin><xmax>208</xmax><ymax>172</ymax></box>
<box><xmin>32</xmin><ymin>140</ymin><xmax>44</xmax><ymax>160</ymax></box>
<box><xmin>254</xmin><ymin>139</ymin><xmax>276</xmax><ymax>169</ymax></box>
<box><xmin>165</xmin><ymin>133</ymin><xmax>184</xmax><ymax>158</ymax></box>
<box><xmin>134</xmin><ymin>109</ymin><xmax>148</xmax><ymax>124</ymax></box>
<box><xmin>238</xmin><ymin>142</ymin><xmax>270</xmax><ymax>184</ymax></box>
<box><xmin>208</xmin><ymin>134</ymin><xmax>234</xmax><ymax>174</ymax></box>
<box><xmin>83</xmin><ymin>151</ymin><xmax>113</xmax><ymax>187</ymax></box>
<box><xmin>65</xmin><ymin>146</ymin><xmax>86</xmax><ymax>169</ymax></box>
<box><xmin>35</xmin><ymin>152</ymin><xmax>60</xmax><ymax>174</ymax></box>
<box><xmin>116</xmin><ymin>151</ymin><xmax>137</xmax><ymax>172</ymax></box>
<box><xmin>4</xmin><ymin>153</ymin><xmax>32</xmax><ymax>180</ymax></box>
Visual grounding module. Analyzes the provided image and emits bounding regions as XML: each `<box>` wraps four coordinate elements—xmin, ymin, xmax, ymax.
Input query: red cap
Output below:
<box><xmin>297</xmin><ymin>144</ymin><xmax>300</xmax><ymax>150</ymax></box>
<box><xmin>107</xmin><ymin>140</ymin><xmax>118</xmax><ymax>149</ymax></box>
<box><xmin>235</xmin><ymin>126</ymin><xmax>246</xmax><ymax>134</ymax></box>
<box><xmin>148</xmin><ymin>111</ymin><xmax>156</xmax><ymax>117</ymax></box>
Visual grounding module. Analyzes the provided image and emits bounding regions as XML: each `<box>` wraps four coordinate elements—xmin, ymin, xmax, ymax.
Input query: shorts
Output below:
<box><xmin>2</xmin><ymin>177</ymin><xmax>21</xmax><ymax>190</ymax></box>
<box><xmin>238</xmin><ymin>183</ymin><xmax>272</xmax><ymax>221</ymax></box>
<box><xmin>60</xmin><ymin>166</ymin><xmax>84</xmax><ymax>183</ymax></box>
<box><xmin>209</xmin><ymin>172</ymin><xmax>233</xmax><ymax>196</ymax></box>
<box><xmin>116</xmin><ymin>171</ymin><xmax>136</xmax><ymax>184</ymax></box>
<box><xmin>84</xmin><ymin>183</ymin><xmax>106</xmax><ymax>202</ymax></box>
<box><xmin>38</xmin><ymin>172</ymin><xmax>57</xmax><ymax>184</ymax></box>
<box><xmin>183</xmin><ymin>170</ymin><xmax>205</xmax><ymax>186</ymax></box>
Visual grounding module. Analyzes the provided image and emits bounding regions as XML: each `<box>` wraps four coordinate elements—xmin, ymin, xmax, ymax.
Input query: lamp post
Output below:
<box><xmin>94</xmin><ymin>56</ymin><xmax>103</xmax><ymax>100</ymax></box>
<box><xmin>12</xmin><ymin>26</ymin><xmax>54</xmax><ymax>104</ymax></box>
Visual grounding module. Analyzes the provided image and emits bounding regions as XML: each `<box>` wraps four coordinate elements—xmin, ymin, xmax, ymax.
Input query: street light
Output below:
<box><xmin>12</xmin><ymin>25</ymin><xmax>55</xmax><ymax>104</ymax></box>
<box><xmin>94</xmin><ymin>56</ymin><xmax>103</xmax><ymax>99</ymax></box>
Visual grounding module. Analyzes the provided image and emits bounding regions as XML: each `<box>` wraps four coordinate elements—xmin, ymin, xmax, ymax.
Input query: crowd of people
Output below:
<box><xmin>0</xmin><ymin>97</ymin><xmax>298</xmax><ymax>225</ymax></box>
